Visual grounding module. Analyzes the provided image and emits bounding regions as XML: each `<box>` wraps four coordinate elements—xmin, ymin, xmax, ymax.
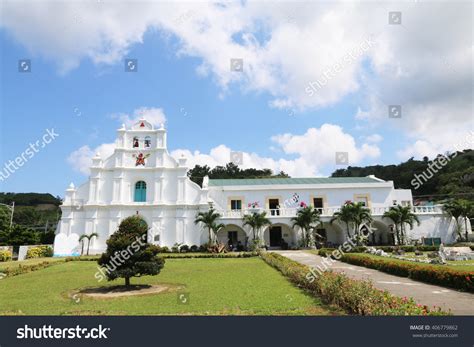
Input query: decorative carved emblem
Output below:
<box><xmin>133</xmin><ymin>152</ymin><xmax>150</xmax><ymax>166</ymax></box>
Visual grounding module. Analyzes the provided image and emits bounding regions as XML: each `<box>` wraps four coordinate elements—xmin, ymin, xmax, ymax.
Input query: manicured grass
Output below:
<box><xmin>0</xmin><ymin>257</ymin><xmax>339</xmax><ymax>315</ymax></box>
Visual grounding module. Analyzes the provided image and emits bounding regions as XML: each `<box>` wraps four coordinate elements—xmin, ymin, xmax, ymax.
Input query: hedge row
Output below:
<box><xmin>319</xmin><ymin>246</ymin><xmax>441</xmax><ymax>256</ymax></box>
<box><xmin>340</xmin><ymin>253</ymin><xmax>474</xmax><ymax>292</ymax></box>
<box><xmin>160</xmin><ymin>252</ymin><xmax>258</xmax><ymax>259</ymax></box>
<box><xmin>260</xmin><ymin>252</ymin><xmax>447</xmax><ymax>315</ymax></box>
<box><xmin>64</xmin><ymin>252</ymin><xmax>258</xmax><ymax>261</ymax></box>
<box><xmin>0</xmin><ymin>261</ymin><xmax>59</xmax><ymax>278</ymax></box>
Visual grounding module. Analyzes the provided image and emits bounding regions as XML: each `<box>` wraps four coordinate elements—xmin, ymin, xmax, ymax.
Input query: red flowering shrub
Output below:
<box><xmin>340</xmin><ymin>254</ymin><xmax>474</xmax><ymax>293</ymax></box>
<box><xmin>260</xmin><ymin>252</ymin><xmax>448</xmax><ymax>316</ymax></box>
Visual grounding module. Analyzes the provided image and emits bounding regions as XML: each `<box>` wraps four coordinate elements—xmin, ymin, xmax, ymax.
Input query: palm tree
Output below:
<box><xmin>242</xmin><ymin>211</ymin><xmax>272</xmax><ymax>243</ymax></box>
<box><xmin>194</xmin><ymin>207</ymin><xmax>223</xmax><ymax>245</ymax></box>
<box><xmin>291</xmin><ymin>206</ymin><xmax>321</xmax><ymax>248</ymax></box>
<box><xmin>444</xmin><ymin>199</ymin><xmax>473</xmax><ymax>241</ymax></box>
<box><xmin>351</xmin><ymin>202</ymin><xmax>373</xmax><ymax>245</ymax></box>
<box><xmin>383</xmin><ymin>205</ymin><xmax>420</xmax><ymax>245</ymax></box>
<box><xmin>79</xmin><ymin>232</ymin><xmax>98</xmax><ymax>256</ymax></box>
<box><xmin>398</xmin><ymin>205</ymin><xmax>420</xmax><ymax>244</ymax></box>
<box><xmin>383</xmin><ymin>207</ymin><xmax>402</xmax><ymax>245</ymax></box>
<box><xmin>330</xmin><ymin>202</ymin><xmax>354</xmax><ymax>238</ymax></box>
<box><xmin>461</xmin><ymin>200</ymin><xmax>473</xmax><ymax>242</ymax></box>
<box><xmin>443</xmin><ymin>200</ymin><xmax>464</xmax><ymax>241</ymax></box>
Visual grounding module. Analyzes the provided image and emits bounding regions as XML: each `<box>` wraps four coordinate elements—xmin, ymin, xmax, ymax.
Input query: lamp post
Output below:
<box><xmin>0</xmin><ymin>202</ymin><xmax>15</xmax><ymax>229</ymax></box>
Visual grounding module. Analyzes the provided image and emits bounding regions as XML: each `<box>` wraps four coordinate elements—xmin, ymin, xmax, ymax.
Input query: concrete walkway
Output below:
<box><xmin>273</xmin><ymin>250</ymin><xmax>474</xmax><ymax>315</ymax></box>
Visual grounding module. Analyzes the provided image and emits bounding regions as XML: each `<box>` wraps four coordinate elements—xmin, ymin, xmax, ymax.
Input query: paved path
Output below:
<box><xmin>273</xmin><ymin>250</ymin><xmax>474</xmax><ymax>315</ymax></box>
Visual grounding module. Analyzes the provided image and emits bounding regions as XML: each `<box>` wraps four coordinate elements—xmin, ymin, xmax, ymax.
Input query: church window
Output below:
<box><xmin>134</xmin><ymin>181</ymin><xmax>147</xmax><ymax>202</ymax></box>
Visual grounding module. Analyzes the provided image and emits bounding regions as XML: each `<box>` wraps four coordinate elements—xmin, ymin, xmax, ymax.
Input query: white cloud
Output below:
<box><xmin>365</xmin><ymin>134</ymin><xmax>383</xmax><ymax>143</ymax></box>
<box><xmin>170</xmin><ymin>123</ymin><xmax>380</xmax><ymax>177</ymax></box>
<box><xmin>1</xmin><ymin>1</ymin><xmax>471</xmax><ymax>159</ymax></box>
<box><xmin>67</xmin><ymin>143</ymin><xmax>115</xmax><ymax>175</ymax></box>
<box><xmin>110</xmin><ymin>107</ymin><xmax>166</xmax><ymax>128</ymax></box>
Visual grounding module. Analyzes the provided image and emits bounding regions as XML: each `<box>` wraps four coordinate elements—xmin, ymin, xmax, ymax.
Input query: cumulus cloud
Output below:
<box><xmin>67</xmin><ymin>143</ymin><xmax>115</xmax><ymax>175</ymax></box>
<box><xmin>2</xmin><ymin>1</ymin><xmax>471</xmax><ymax>159</ymax></box>
<box><xmin>110</xmin><ymin>107</ymin><xmax>166</xmax><ymax>128</ymax></box>
<box><xmin>170</xmin><ymin>124</ymin><xmax>380</xmax><ymax>177</ymax></box>
<box><xmin>364</xmin><ymin>134</ymin><xmax>383</xmax><ymax>143</ymax></box>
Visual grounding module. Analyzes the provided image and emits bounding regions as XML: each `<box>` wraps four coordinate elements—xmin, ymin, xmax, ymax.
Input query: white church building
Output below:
<box><xmin>54</xmin><ymin>119</ymin><xmax>458</xmax><ymax>256</ymax></box>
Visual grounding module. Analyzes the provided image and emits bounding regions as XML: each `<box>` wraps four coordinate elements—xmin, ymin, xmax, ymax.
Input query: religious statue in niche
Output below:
<box><xmin>133</xmin><ymin>152</ymin><xmax>150</xmax><ymax>166</ymax></box>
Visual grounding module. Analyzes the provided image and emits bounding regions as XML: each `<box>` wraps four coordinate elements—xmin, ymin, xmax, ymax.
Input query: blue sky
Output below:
<box><xmin>0</xmin><ymin>1</ymin><xmax>471</xmax><ymax>196</ymax></box>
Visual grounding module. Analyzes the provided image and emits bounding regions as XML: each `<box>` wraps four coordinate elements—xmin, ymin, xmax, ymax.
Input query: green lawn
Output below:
<box><xmin>0</xmin><ymin>257</ymin><xmax>339</xmax><ymax>315</ymax></box>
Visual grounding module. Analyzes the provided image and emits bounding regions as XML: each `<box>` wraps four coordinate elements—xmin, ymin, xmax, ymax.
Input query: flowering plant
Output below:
<box><xmin>248</xmin><ymin>201</ymin><xmax>260</xmax><ymax>208</ymax></box>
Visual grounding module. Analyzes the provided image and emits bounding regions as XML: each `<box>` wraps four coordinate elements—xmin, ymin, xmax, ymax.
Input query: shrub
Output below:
<box><xmin>98</xmin><ymin>215</ymin><xmax>165</xmax><ymax>286</ymax></box>
<box><xmin>190</xmin><ymin>245</ymin><xmax>199</xmax><ymax>252</ymax></box>
<box><xmin>260</xmin><ymin>252</ymin><xmax>448</xmax><ymax>315</ymax></box>
<box><xmin>416</xmin><ymin>246</ymin><xmax>438</xmax><ymax>252</ymax></box>
<box><xmin>159</xmin><ymin>246</ymin><xmax>170</xmax><ymax>253</ymax></box>
<box><xmin>340</xmin><ymin>253</ymin><xmax>474</xmax><ymax>292</ymax></box>
<box><xmin>318</xmin><ymin>248</ymin><xmax>336</xmax><ymax>257</ymax></box>
<box><xmin>0</xmin><ymin>249</ymin><xmax>12</xmax><ymax>262</ymax></box>
<box><xmin>347</xmin><ymin>246</ymin><xmax>367</xmax><ymax>253</ymax></box>
<box><xmin>26</xmin><ymin>245</ymin><xmax>53</xmax><ymax>259</ymax></box>
<box><xmin>180</xmin><ymin>245</ymin><xmax>189</xmax><ymax>253</ymax></box>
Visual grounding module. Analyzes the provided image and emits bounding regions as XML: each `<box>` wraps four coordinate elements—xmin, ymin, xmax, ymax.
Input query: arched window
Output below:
<box><xmin>133</xmin><ymin>136</ymin><xmax>139</xmax><ymax>148</ymax></box>
<box><xmin>144</xmin><ymin>136</ymin><xmax>151</xmax><ymax>148</ymax></box>
<box><xmin>134</xmin><ymin>181</ymin><xmax>147</xmax><ymax>202</ymax></box>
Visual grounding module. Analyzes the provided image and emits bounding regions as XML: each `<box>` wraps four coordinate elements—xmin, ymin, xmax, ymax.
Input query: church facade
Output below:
<box><xmin>54</xmin><ymin>119</ymin><xmax>457</xmax><ymax>256</ymax></box>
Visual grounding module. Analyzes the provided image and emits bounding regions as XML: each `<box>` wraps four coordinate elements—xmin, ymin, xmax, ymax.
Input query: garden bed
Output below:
<box><xmin>260</xmin><ymin>252</ymin><xmax>448</xmax><ymax>315</ymax></box>
<box><xmin>339</xmin><ymin>253</ymin><xmax>474</xmax><ymax>292</ymax></box>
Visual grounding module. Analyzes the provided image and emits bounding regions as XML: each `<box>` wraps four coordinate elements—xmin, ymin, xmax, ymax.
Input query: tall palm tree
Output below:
<box><xmin>330</xmin><ymin>202</ymin><xmax>354</xmax><ymax>238</ymax></box>
<box><xmin>242</xmin><ymin>211</ymin><xmax>272</xmax><ymax>242</ymax></box>
<box><xmin>79</xmin><ymin>232</ymin><xmax>98</xmax><ymax>256</ymax></box>
<box><xmin>194</xmin><ymin>207</ymin><xmax>223</xmax><ymax>245</ymax></box>
<box><xmin>443</xmin><ymin>200</ymin><xmax>464</xmax><ymax>241</ymax></box>
<box><xmin>291</xmin><ymin>206</ymin><xmax>321</xmax><ymax>248</ymax></box>
<box><xmin>383</xmin><ymin>205</ymin><xmax>420</xmax><ymax>245</ymax></box>
<box><xmin>398</xmin><ymin>205</ymin><xmax>420</xmax><ymax>244</ymax></box>
<box><xmin>383</xmin><ymin>207</ymin><xmax>402</xmax><ymax>245</ymax></box>
<box><xmin>351</xmin><ymin>202</ymin><xmax>373</xmax><ymax>245</ymax></box>
<box><xmin>444</xmin><ymin>199</ymin><xmax>473</xmax><ymax>241</ymax></box>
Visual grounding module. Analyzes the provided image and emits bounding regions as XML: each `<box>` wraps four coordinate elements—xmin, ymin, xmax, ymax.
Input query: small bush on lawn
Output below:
<box><xmin>26</xmin><ymin>245</ymin><xmax>53</xmax><ymax>259</ymax></box>
<box><xmin>180</xmin><ymin>245</ymin><xmax>189</xmax><ymax>253</ymax></box>
<box><xmin>340</xmin><ymin>253</ymin><xmax>474</xmax><ymax>292</ymax></box>
<box><xmin>260</xmin><ymin>252</ymin><xmax>447</xmax><ymax>315</ymax></box>
<box><xmin>190</xmin><ymin>245</ymin><xmax>199</xmax><ymax>252</ymax></box>
<box><xmin>0</xmin><ymin>249</ymin><xmax>12</xmax><ymax>262</ymax></box>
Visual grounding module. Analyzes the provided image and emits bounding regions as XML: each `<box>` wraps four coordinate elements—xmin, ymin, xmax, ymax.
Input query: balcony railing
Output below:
<box><xmin>217</xmin><ymin>205</ymin><xmax>444</xmax><ymax>218</ymax></box>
